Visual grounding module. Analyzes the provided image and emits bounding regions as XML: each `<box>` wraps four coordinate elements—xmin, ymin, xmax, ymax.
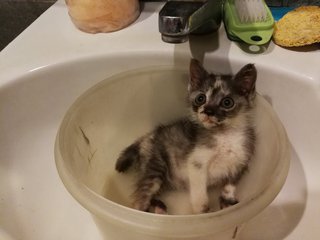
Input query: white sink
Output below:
<box><xmin>0</xmin><ymin>1</ymin><xmax>319</xmax><ymax>239</ymax></box>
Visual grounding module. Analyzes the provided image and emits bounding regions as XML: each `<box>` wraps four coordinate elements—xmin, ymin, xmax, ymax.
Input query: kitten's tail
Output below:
<box><xmin>115</xmin><ymin>142</ymin><xmax>140</xmax><ymax>172</ymax></box>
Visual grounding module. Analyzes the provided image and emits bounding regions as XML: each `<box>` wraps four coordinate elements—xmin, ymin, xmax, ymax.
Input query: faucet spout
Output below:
<box><xmin>159</xmin><ymin>0</ymin><xmax>222</xmax><ymax>43</ymax></box>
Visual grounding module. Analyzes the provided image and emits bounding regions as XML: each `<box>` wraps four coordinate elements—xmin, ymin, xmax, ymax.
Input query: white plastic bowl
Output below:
<box><xmin>55</xmin><ymin>66</ymin><xmax>290</xmax><ymax>240</ymax></box>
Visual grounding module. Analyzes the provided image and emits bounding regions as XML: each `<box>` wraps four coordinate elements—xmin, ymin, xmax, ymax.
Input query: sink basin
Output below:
<box><xmin>0</xmin><ymin>1</ymin><xmax>319</xmax><ymax>240</ymax></box>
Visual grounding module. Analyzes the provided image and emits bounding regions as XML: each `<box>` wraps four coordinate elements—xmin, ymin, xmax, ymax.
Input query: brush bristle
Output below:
<box><xmin>234</xmin><ymin>0</ymin><xmax>268</xmax><ymax>23</ymax></box>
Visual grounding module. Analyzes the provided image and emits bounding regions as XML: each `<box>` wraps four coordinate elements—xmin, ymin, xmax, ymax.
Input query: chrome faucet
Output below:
<box><xmin>159</xmin><ymin>0</ymin><xmax>223</xmax><ymax>43</ymax></box>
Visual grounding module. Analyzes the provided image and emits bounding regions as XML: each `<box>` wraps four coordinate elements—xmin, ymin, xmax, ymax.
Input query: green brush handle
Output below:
<box><xmin>224</xmin><ymin>0</ymin><xmax>275</xmax><ymax>45</ymax></box>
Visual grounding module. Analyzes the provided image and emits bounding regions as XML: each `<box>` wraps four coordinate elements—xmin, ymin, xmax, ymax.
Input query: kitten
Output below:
<box><xmin>115</xmin><ymin>59</ymin><xmax>256</xmax><ymax>214</ymax></box>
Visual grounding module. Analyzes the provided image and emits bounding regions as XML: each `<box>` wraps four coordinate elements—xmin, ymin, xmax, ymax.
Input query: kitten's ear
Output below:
<box><xmin>189</xmin><ymin>59</ymin><xmax>208</xmax><ymax>90</ymax></box>
<box><xmin>233</xmin><ymin>64</ymin><xmax>257</xmax><ymax>96</ymax></box>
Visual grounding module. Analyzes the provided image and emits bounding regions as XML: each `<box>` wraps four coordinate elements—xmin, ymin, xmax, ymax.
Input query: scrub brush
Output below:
<box><xmin>224</xmin><ymin>0</ymin><xmax>274</xmax><ymax>45</ymax></box>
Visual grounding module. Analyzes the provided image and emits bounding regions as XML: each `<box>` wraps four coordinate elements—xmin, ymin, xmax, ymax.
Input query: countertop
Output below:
<box><xmin>0</xmin><ymin>0</ymin><xmax>57</xmax><ymax>51</ymax></box>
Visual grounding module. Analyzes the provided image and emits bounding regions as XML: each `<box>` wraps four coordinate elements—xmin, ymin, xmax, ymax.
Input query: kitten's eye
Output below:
<box><xmin>194</xmin><ymin>93</ymin><xmax>207</xmax><ymax>106</ymax></box>
<box><xmin>220</xmin><ymin>97</ymin><xmax>235</xmax><ymax>109</ymax></box>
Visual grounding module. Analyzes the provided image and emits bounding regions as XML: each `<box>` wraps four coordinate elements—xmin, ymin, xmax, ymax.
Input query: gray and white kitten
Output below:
<box><xmin>115</xmin><ymin>59</ymin><xmax>256</xmax><ymax>214</ymax></box>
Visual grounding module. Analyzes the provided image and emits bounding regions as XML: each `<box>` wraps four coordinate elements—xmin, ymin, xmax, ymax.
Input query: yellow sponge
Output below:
<box><xmin>273</xmin><ymin>6</ymin><xmax>320</xmax><ymax>47</ymax></box>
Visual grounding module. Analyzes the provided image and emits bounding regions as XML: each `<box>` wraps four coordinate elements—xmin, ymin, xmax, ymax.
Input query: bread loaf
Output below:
<box><xmin>66</xmin><ymin>0</ymin><xmax>140</xmax><ymax>33</ymax></box>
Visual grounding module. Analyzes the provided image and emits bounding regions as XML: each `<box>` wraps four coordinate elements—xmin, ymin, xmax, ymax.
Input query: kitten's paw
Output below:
<box><xmin>133</xmin><ymin>199</ymin><xmax>168</xmax><ymax>214</ymax></box>
<box><xmin>133</xmin><ymin>200</ymin><xmax>150</xmax><ymax>212</ymax></box>
<box><xmin>148</xmin><ymin>199</ymin><xmax>168</xmax><ymax>214</ymax></box>
<box><xmin>219</xmin><ymin>196</ymin><xmax>239</xmax><ymax>209</ymax></box>
<box><xmin>200</xmin><ymin>204</ymin><xmax>211</xmax><ymax>213</ymax></box>
<box><xmin>192</xmin><ymin>202</ymin><xmax>211</xmax><ymax>214</ymax></box>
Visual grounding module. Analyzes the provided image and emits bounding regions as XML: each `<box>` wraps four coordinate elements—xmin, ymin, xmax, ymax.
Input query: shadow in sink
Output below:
<box><xmin>239</xmin><ymin>147</ymin><xmax>307</xmax><ymax>239</ymax></box>
<box><xmin>172</xmin><ymin>31</ymin><xmax>233</xmax><ymax>74</ymax></box>
<box><xmin>189</xmin><ymin>33</ymin><xmax>220</xmax><ymax>62</ymax></box>
<box><xmin>236</xmin><ymin>41</ymin><xmax>276</xmax><ymax>55</ymax></box>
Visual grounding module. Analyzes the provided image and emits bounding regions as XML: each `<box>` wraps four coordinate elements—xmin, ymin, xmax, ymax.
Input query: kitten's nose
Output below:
<box><xmin>203</xmin><ymin>106</ymin><xmax>215</xmax><ymax>116</ymax></box>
